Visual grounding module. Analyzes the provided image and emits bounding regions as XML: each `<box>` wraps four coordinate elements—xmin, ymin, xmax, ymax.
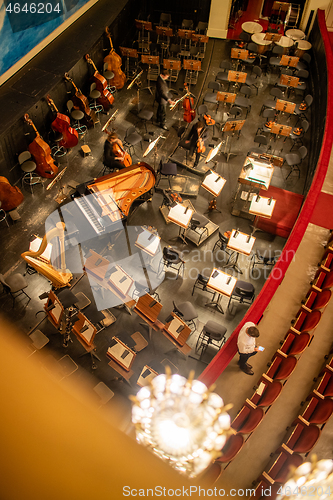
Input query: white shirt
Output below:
<box><xmin>237</xmin><ymin>322</ymin><xmax>257</xmax><ymax>354</ymax></box>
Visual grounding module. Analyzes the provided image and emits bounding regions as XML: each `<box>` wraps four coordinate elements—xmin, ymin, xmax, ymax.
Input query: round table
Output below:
<box><xmin>251</xmin><ymin>33</ymin><xmax>272</xmax><ymax>54</ymax></box>
<box><xmin>242</xmin><ymin>21</ymin><xmax>263</xmax><ymax>34</ymax></box>
<box><xmin>285</xmin><ymin>29</ymin><xmax>305</xmax><ymax>41</ymax></box>
<box><xmin>295</xmin><ymin>39</ymin><xmax>312</xmax><ymax>58</ymax></box>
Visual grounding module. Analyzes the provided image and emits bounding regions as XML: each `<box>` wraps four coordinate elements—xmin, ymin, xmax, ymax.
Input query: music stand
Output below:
<box><xmin>167</xmin><ymin>203</ymin><xmax>193</xmax><ymax>243</ymax></box>
<box><xmin>141</xmin><ymin>54</ymin><xmax>159</xmax><ymax>94</ymax></box>
<box><xmin>135</xmin><ymin>19</ymin><xmax>152</xmax><ymax>54</ymax></box>
<box><xmin>143</xmin><ymin>134</ymin><xmax>165</xmax><ymax>170</ymax></box>
<box><xmin>183</xmin><ymin>59</ymin><xmax>201</xmax><ymax>86</ymax></box>
<box><xmin>72</xmin><ymin>311</ymin><xmax>100</xmax><ymax>369</ymax></box>
<box><xmin>249</xmin><ymin>195</ymin><xmax>276</xmax><ymax>234</ymax></box>
<box><xmin>280</xmin><ymin>55</ymin><xmax>299</xmax><ymax>67</ymax></box>
<box><xmin>163</xmin><ymin>59</ymin><xmax>181</xmax><ymax>85</ymax></box>
<box><xmin>228</xmin><ymin>70</ymin><xmax>247</xmax><ymax>91</ymax></box>
<box><xmin>275</xmin><ymin>99</ymin><xmax>296</xmax><ymax>122</ymax></box>
<box><xmin>191</xmin><ymin>33</ymin><xmax>209</xmax><ymax>58</ymax></box>
<box><xmin>224</xmin><ymin>229</ymin><xmax>256</xmax><ymax>274</ymax></box>
<box><xmin>201</xmin><ymin>169</ymin><xmax>226</xmax><ymax>213</ymax></box>
<box><xmin>264</xmin><ymin>33</ymin><xmax>282</xmax><ymax>42</ymax></box>
<box><xmin>230</xmin><ymin>48</ymin><xmax>249</xmax><ymax>71</ymax></box>
<box><xmin>221</xmin><ymin>119</ymin><xmax>245</xmax><ymax>161</ymax></box>
<box><xmin>272</xmin><ymin>1</ymin><xmax>290</xmax><ymax>25</ymax></box>
<box><xmin>156</xmin><ymin>26</ymin><xmax>173</xmax><ymax>59</ymax></box>
<box><xmin>119</xmin><ymin>46</ymin><xmax>138</xmax><ymax>78</ymax></box>
<box><xmin>216</xmin><ymin>91</ymin><xmax>236</xmax><ymax>118</ymax></box>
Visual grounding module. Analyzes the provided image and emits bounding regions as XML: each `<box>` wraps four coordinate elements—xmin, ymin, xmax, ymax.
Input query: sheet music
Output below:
<box><xmin>135</xmin><ymin>229</ymin><xmax>160</xmax><ymax>256</ymax></box>
<box><xmin>108</xmin><ymin>266</ymin><xmax>133</xmax><ymax>296</ymax></box>
<box><xmin>137</xmin><ymin>365</ymin><xmax>158</xmax><ymax>386</ymax></box>
<box><xmin>208</xmin><ymin>269</ymin><xmax>237</xmax><ymax>296</ymax></box>
<box><xmin>249</xmin><ymin>196</ymin><xmax>276</xmax><ymax>218</ymax></box>
<box><xmin>50</xmin><ymin>301</ymin><xmax>62</xmax><ymax>322</ymax></box>
<box><xmin>107</xmin><ymin>343</ymin><xmax>134</xmax><ymax>369</ymax></box>
<box><xmin>247</xmin><ymin>162</ymin><xmax>271</xmax><ymax>189</ymax></box>
<box><xmin>202</xmin><ymin>171</ymin><xmax>226</xmax><ymax>197</ymax></box>
<box><xmin>228</xmin><ymin>230</ymin><xmax>255</xmax><ymax>255</ymax></box>
<box><xmin>79</xmin><ymin>320</ymin><xmax>94</xmax><ymax>344</ymax></box>
<box><xmin>167</xmin><ymin>203</ymin><xmax>193</xmax><ymax>228</ymax></box>
<box><xmin>167</xmin><ymin>316</ymin><xmax>185</xmax><ymax>339</ymax></box>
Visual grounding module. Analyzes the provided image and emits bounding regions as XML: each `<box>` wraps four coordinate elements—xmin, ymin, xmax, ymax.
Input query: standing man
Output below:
<box><xmin>237</xmin><ymin>322</ymin><xmax>261</xmax><ymax>375</ymax></box>
<box><xmin>155</xmin><ymin>69</ymin><xmax>175</xmax><ymax>131</ymax></box>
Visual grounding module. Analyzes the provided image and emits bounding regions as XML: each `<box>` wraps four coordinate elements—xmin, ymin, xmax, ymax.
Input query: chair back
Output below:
<box><xmin>240</xmin><ymin>85</ymin><xmax>252</xmax><ymax>98</ymax></box>
<box><xmin>298</xmin><ymin>146</ymin><xmax>308</xmax><ymax>160</ymax></box>
<box><xmin>296</xmin><ymin>69</ymin><xmax>309</xmax><ymax>79</ymax></box>
<box><xmin>163</xmin><ymin>246</ymin><xmax>179</xmax><ymax>263</ymax></box>
<box><xmin>270</xmin><ymin>87</ymin><xmax>283</xmax><ymax>99</ymax></box>
<box><xmin>272</xmin><ymin>45</ymin><xmax>284</xmax><ymax>54</ymax></box>
<box><xmin>254</xmin><ymin>134</ymin><xmax>268</xmax><ymax>146</ymax></box>
<box><xmin>0</xmin><ymin>274</ymin><xmax>10</xmax><ymax>293</ymax></box>
<box><xmin>67</xmin><ymin>100</ymin><xmax>74</xmax><ymax>113</ymax></box>
<box><xmin>18</xmin><ymin>151</ymin><xmax>32</xmax><ymax>165</ymax></box>
<box><xmin>196</xmin><ymin>21</ymin><xmax>208</xmax><ymax>33</ymax></box>
<box><xmin>126</xmin><ymin>125</ymin><xmax>136</xmax><ymax>137</ymax></box>
<box><xmin>160</xmin><ymin>12</ymin><xmax>171</xmax><ymax>25</ymax></box>
<box><xmin>220</xmin><ymin>60</ymin><xmax>231</xmax><ymax>71</ymax></box>
<box><xmin>208</xmin><ymin>81</ymin><xmax>220</xmax><ymax>92</ymax></box>
<box><xmin>198</xmin><ymin>104</ymin><xmax>208</xmax><ymax>116</ymax></box>
<box><xmin>197</xmin><ymin>273</ymin><xmax>208</xmax><ymax>285</ymax></box>
<box><xmin>182</xmin><ymin>19</ymin><xmax>193</xmax><ymax>29</ymax></box>
<box><xmin>302</xmin><ymin>53</ymin><xmax>311</xmax><ymax>64</ymax></box>
<box><xmin>172</xmin><ymin>301</ymin><xmax>183</xmax><ymax>317</ymax></box>
<box><xmin>247</xmin><ymin>43</ymin><xmax>258</xmax><ymax>53</ymax></box>
<box><xmin>305</xmin><ymin>94</ymin><xmax>313</xmax><ymax>108</ymax></box>
<box><xmin>235</xmin><ymin>286</ymin><xmax>254</xmax><ymax>300</ymax></box>
<box><xmin>263</xmin><ymin>108</ymin><xmax>276</xmax><ymax>119</ymax></box>
<box><xmin>229</xmin><ymin>106</ymin><xmax>242</xmax><ymax>118</ymax></box>
<box><xmin>252</xmin><ymin>66</ymin><xmax>262</xmax><ymax>77</ymax></box>
<box><xmin>239</xmin><ymin>31</ymin><xmax>250</xmax><ymax>42</ymax></box>
<box><xmin>219</xmin><ymin>231</ymin><xmax>228</xmax><ymax>248</ymax></box>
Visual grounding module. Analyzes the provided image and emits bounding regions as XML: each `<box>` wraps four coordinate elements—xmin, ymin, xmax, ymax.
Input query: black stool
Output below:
<box><xmin>51</xmin><ymin>131</ymin><xmax>67</xmax><ymax>158</ymax></box>
<box><xmin>195</xmin><ymin>320</ymin><xmax>227</xmax><ymax>359</ymax></box>
<box><xmin>156</xmin><ymin>161</ymin><xmax>177</xmax><ymax>188</ymax></box>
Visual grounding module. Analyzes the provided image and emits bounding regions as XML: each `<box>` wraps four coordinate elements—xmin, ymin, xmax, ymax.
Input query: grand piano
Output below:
<box><xmin>73</xmin><ymin>162</ymin><xmax>156</xmax><ymax>234</ymax></box>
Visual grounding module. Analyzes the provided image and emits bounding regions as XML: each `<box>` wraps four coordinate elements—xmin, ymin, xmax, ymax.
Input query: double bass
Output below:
<box><xmin>104</xmin><ymin>27</ymin><xmax>126</xmax><ymax>90</ymax></box>
<box><xmin>0</xmin><ymin>177</ymin><xmax>24</xmax><ymax>211</ymax></box>
<box><xmin>64</xmin><ymin>73</ymin><xmax>97</xmax><ymax>128</ymax></box>
<box><xmin>85</xmin><ymin>54</ymin><xmax>114</xmax><ymax>111</ymax></box>
<box><xmin>106</xmin><ymin>133</ymin><xmax>132</xmax><ymax>167</ymax></box>
<box><xmin>182</xmin><ymin>83</ymin><xmax>196</xmax><ymax>123</ymax></box>
<box><xmin>46</xmin><ymin>95</ymin><xmax>79</xmax><ymax>149</ymax></box>
<box><xmin>24</xmin><ymin>114</ymin><xmax>58</xmax><ymax>179</ymax></box>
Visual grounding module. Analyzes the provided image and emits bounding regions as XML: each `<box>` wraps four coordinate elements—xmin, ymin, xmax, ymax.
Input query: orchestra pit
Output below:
<box><xmin>1</xmin><ymin>0</ymin><xmax>333</xmax><ymax>498</ymax></box>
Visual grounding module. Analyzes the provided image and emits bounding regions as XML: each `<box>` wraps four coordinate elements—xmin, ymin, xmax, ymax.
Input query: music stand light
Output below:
<box><xmin>143</xmin><ymin>134</ymin><xmax>165</xmax><ymax>170</ymax></box>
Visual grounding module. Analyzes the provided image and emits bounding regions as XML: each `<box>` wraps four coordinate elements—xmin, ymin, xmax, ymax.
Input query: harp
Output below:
<box><xmin>21</xmin><ymin>222</ymin><xmax>73</xmax><ymax>288</ymax></box>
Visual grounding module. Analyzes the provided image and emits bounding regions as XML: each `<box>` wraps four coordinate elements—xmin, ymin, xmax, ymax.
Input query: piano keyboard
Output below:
<box><xmin>74</xmin><ymin>196</ymin><xmax>105</xmax><ymax>234</ymax></box>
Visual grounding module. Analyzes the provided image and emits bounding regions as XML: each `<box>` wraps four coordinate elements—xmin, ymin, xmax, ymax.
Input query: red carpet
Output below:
<box><xmin>255</xmin><ymin>186</ymin><xmax>304</xmax><ymax>238</ymax></box>
<box><xmin>227</xmin><ymin>0</ymin><xmax>284</xmax><ymax>40</ymax></box>
<box><xmin>310</xmin><ymin>192</ymin><xmax>333</xmax><ymax>229</ymax></box>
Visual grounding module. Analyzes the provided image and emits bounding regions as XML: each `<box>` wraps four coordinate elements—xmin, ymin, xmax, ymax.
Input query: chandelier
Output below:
<box><xmin>277</xmin><ymin>457</ymin><xmax>333</xmax><ymax>500</ymax></box>
<box><xmin>131</xmin><ymin>370</ymin><xmax>231</xmax><ymax>478</ymax></box>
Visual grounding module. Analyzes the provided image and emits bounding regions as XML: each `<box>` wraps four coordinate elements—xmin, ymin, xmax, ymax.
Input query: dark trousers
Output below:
<box><xmin>238</xmin><ymin>351</ymin><xmax>257</xmax><ymax>369</ymax></box>
<box><xmin>157</xmin><ymin>102</ymin><xmax>166</xmax><ymax>125</ymax></box>
<box><xmin>189</xmin><ymin>145</ymin><xmax>201</xmax><ymax>168</ymax></box>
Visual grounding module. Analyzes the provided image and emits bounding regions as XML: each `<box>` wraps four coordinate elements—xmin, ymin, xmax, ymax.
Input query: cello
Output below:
<box><xmin>64</xmin><ymin>73</ymin><xmax>97</xmax><ymax>128</ymax></box>
<box><xmin>182</xmin><ymin>83</ymin><xmax>196</xmax><ymax>123</ymax></box>
<box><xmin>24</xmin><ymin>114</ymin><xmax>58</xmax><ymax>179</ymax></box>
<box><xmin>104</xmin><ymin>27</ymin><xmax>126</xmax><ymax>90</ymax></box>
<box><xmin>104</xmin><ymin>130</ymin><xmax>132</xmax><ymax>167</ymax></box>
<box><xmin>85</xmin><ymin>54</ymin><xmax>114</xmax><ymax>111</ymax></box>
<box><xmin>46</xmin><ymin>95</ymin><xmax>79</xmax><ymax>149</ymax></box>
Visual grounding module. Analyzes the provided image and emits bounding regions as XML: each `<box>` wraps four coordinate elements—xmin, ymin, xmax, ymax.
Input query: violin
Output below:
<box><xmin>85</xmin><ymin>54</ymin><xmax>114</xmax><ymax>111</ymax></box>
<box><xmin>293</xmin><ymin>127</ymin><xmax>303</xmax><ymax>136</ymax></box>
<box><xmin>0</xmin><ymin>176</ymin><xmax>24</xmax><ymax>211</ymax></box>
<box><xmin>208</xmin><ymin>199</ymin><xmax>217</xmax><ymax>211</ymax></box>
<box><xmin>299</xmin><ymin>101</ymin><xmax>307</xmax><ymax>111</ymax></box>
<box><xmin>24</xmin><ymin>114</ymin><xmax>58</xmax><ymax>179</ymax></box>
<box><xmin>64</xmin><ymin>73</ymin><xmax>97</xmax><ymax>128</ymax></box>
<box><xmin>203</xmin><ymin>114</ymin><xmax>215</xmax><ymax>126</ymax></box>
<box><xmin>46</xmin><ymin>95</ymin><xmax>79</xmax><ymax>149</ymax></box>
<box><xmin>183</xmin><ymin>83</ymin><xmax>196</xmax><ymax>123</ymax></box>
<box><xmin>196</xmin><ymin>129</ymin><xmax>206</xmax><ymax>154</ymax></box>
<box><xmin>104</xmin><ymin>27</ymin><xmax>126</xmax><ymax>90</ymax></box>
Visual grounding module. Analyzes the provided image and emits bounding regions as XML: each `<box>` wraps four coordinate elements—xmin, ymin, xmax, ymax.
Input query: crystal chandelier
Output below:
<box><xmin>277</xmin><ymin>457</ymin><xmax>333</xmax><ymax>500</ymax></box>
<box><xmin>131</xmin><ymin>370</ymin><xmax>231</xmax><ymax>478</ymax></box>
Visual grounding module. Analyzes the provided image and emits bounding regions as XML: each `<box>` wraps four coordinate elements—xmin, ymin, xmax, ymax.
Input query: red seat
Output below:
<box><xmin>303</xmin><ymin>398</ymin><xmax>333</xmax><ymax>425</ymax></box>
<box><xmin>312</xmin><ymin>289</ymin><xmax>332</xmax><ymax>310</ymax></box>
<box><xmin>322</xmin><ymin>271</ymin><xmax>333</xmax><ymax>289</ymax></box>
<box><xmin>267</xmin><ymin>355</ymin><xmax>297</xmax><ymax>381</ymax></box>
<box><xmin>286</xmin><ymin>424</ymin><xmax>321</xmax><ymax>454</ymax></box>
<box><xmin>314</xmin><ymin>372</ymin><xmax>333</xmax><ymax>398</ymax></box>
<box><xmin>216</xmin><ymin>434</ymin><xmax>244</xmax><ymax>463</ymax></box>
<box><xmin>197</xmin><ymin>462</ymin><xmax>222</xmax><ymax>486</ymax></box>
<box><xmin>291</xmin><ymin>309</ymin><xmax>321</xmax><ymax>333</ymax></box>
<box><xmin>281</xmin><ymin>332</ymin><xmax>311</xmax><ymax>356</ymax></box>
<box><xmin>265</xmin><ymin>451</ymin><xmax>303</xmax><ymax>484</ymax></box>
<box><xmin>254</xmin><ymin>380</ymin><xmax>283</xmax><ymax>407</ymax></box>
<box><xmin>232</xmin><ymin>405</ymin><xmax>264</xmax><ymax>434</ymax></box>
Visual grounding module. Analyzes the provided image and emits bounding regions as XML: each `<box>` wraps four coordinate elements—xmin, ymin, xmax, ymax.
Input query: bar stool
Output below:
<box><xmin>156</xmin><ymin>160</ymin><xmax>177</xmax><ymax>188</ymax></box>
<box><xmin>50</xmin><ymin>131</ymin><xmax>67</xmax><ymax>158</ymax></box>
<box><xmin>89</xmin><ymin>83</ymin><xmax>103</xmax><ymax>115</ymax></box>
<box><xmin>67</xmin><ymin>100</ymin><xmax>87</xmax><ymax>135</ymax></box>
<box><xmin>19</xmin><ymin>151</ymin><xmax>42</xmax><ymax>193</ymax></box>
<box><xmin>103</xmin><ymin>63</ymin><xmax>116</xmax><ymax>94</ymax></box>
<box><xmin>0</xmin><ymin>201</ymin><xmax>9</xmax><ymax>227</ymax></box>
<box><xmin>195</xmin><ymin>320</ymin><xmax>227</xmax><ymax>359</ymax></box>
